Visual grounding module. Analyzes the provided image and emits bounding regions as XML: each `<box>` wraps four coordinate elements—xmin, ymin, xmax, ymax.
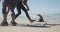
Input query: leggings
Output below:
<box><xmin>16</xmin><ymin>1</ymin><xmax>31</xmax><ymax>20</ymax></box>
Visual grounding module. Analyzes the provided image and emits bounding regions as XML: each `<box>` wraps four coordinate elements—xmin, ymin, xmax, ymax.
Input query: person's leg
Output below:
<box><xmin>10</xmin><ymin>0</ymin><xmax>19</xmax><ymax>25</ymax></box>
<box><xmin>15</xmin><ymin>3</ymin><xmax>21</xmax><ymax>19</ymax></box>
<box><xmin>11</xmin><ymin>7</ymin><xmax>17</xmax><ymax>25</ymax></box>
<box><xmin>11</xmin><ymin>8</ymin><xmax>16</xmax><ymax>24</ymax></box>
<box><xmin>20</xmin><ymin>4</ymin><xmax>35</xmax><ymax>23</ymax></box>
<box><xmin>1</xmin><ymin>0</ymin><xmax>9</xmax><ymax>25</ymax></box>
<box><xmin>2</xmin><ymin>5</ymin><xmax>7</xmax><ymax>23</ymax></box>
<box><xmin>6</xmin><ymin>4</ymin><xmax>11</xmax><ymax>14</ymax></box>
<box><xmin>10</xmin><ymin>3</ymin><xmax>17</xmax><ymax>25</ymax></box>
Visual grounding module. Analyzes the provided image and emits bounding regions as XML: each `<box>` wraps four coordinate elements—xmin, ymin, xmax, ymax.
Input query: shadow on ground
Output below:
<box><xmin>17</xmin><ymin>24</ymin><xmax>51</xmax><ymax>28</ymax></box>
<box><xmin>0</xmin><ymin>24</ymin><xmax>60</xmax><ymax>28</ymax></box>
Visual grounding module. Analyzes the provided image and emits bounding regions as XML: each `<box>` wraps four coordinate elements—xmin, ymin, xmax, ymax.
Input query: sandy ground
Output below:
<box><xmin>0</xmin><ymin>21</ymin><xmax>60</xmax><ymax>32</ymax></box>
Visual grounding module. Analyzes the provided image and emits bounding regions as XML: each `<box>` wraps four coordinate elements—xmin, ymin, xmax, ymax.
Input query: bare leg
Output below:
<box><xmin>1</xmin><ymin>3</ymin><xmax>8</xmax><ymax>26</ymax></box>
<box><xmin>10</xmin><ymin>5</ymin><xmax>17</xmax><ymax>25</ymax></box>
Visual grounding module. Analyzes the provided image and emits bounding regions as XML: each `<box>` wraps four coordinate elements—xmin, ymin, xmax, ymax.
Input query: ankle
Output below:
<box><xmin>2</xmin><ymin>20</ymin><xmax>7</xmax><ymax>22</ymax></box>
<box><xmin>11</xmin><ymin>20</ymin><xmax>15</xmax><ymax>23</ymax></box>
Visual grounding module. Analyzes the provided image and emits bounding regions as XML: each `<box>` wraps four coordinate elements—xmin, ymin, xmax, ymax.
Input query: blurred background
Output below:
<box><xmin>0</xmin><ymin>0</ymin><xmax>60</xmax><ymax>22</ymax></box>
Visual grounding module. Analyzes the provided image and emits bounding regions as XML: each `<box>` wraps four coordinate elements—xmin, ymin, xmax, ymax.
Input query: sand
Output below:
<box><xmin>0</xmin><ymin>21</ymin><xmax>60</xmax><ymax>32</ymax></box>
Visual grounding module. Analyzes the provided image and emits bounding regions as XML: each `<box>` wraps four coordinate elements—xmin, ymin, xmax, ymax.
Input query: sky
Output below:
<box><xmin>27</xmin><ymin>0</ymin><xmax>60</xmax><ymax>15</ymax></box>
<box><xmin>0</xmin><ymin>0</ymin><xmax>60</xmax><ymax>15</ymax></box>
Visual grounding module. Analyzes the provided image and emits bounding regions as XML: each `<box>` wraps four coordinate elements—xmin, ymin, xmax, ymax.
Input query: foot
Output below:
<box><xmin>37</xmin><ymin>20</ymin><xmax>45</xmax><ymax>22</ymax></box>
<box><xmin>11</xmin><ymin>21</ymin><xmax>17</xmax><ymax>26</ymax></box>
<box><xmin>1</xmin><ymin>22</ymin><xmax>8</xmax><ymax>26</ymax></box>
<box><xmin>30</xmin><ymin>20</ymin><xmax>36</xmax><ymax>23</ymax></box>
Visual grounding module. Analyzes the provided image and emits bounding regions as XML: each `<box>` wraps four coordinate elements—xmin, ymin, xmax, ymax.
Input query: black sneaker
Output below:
<box><xmin>11</xmin><ymin>21</ymin><xmax>17</xmax><ymax>26</ymax></box>
<box><xmin>1</xmin><ymin>22</ymin><xmax>8</xmax><ymax>26</ymax></box>
<box><xmin>37</xmin><ymin>20</ymin><xmax>45</xmax><ymax>22</ymax></box>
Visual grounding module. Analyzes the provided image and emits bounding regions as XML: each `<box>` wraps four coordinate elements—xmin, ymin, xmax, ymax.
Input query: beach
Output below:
<box><xmin>0</xmin><ymin>20</ymin><xmax>60</xmax><ymax>32</ymax></box>
<box><xmin>0</xmin><ymin>13</ymin><xmax>60</xmax><ymax>32</ymax></box>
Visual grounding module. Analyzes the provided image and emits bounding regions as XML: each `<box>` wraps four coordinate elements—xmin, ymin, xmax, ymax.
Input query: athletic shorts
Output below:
<box><xmin>2</xmin><ymin>0</ymin><xmax>18</xmax><ymax>14</ymax></box>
